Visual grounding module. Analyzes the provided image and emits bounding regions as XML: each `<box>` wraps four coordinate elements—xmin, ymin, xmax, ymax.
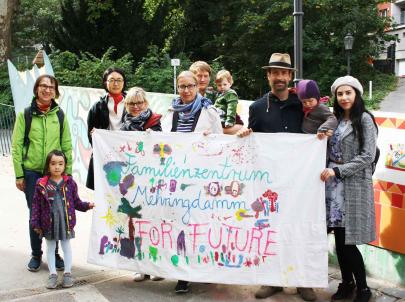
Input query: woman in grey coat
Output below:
<box><xmin>320</xmin><ymin>76</ymin><xmax>377</xmax><ymax>302</ymax></box>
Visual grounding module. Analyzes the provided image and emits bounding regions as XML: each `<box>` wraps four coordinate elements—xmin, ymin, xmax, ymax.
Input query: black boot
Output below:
<box><xmin>331</xmin><ymin>280</ymin><xmax>355</xmax><ymax>301</ymax></box>
<box><xmin>353</xmin><ymin>287</ymin><xmax>372</xmax><ymax>302</ymax></box>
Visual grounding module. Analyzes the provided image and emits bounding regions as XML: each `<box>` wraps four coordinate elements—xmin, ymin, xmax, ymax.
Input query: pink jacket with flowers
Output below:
<box><xmin>31</xmin><ymin>175</ymin><xmax>90</xmax><ymax>235</ymax></box>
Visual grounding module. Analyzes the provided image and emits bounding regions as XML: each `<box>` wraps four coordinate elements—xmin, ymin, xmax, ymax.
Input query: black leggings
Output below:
<box><xmin>332</xmin><ymin>227</ymin><xmax>368</xmax><ymax>290</ymax></box>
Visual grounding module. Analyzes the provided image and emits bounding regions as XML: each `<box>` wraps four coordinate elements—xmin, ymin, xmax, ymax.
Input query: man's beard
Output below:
<box><xmin>272</xmin><ymin>81</ymin><xmax>288</xmax><ymax>92</ymax></box>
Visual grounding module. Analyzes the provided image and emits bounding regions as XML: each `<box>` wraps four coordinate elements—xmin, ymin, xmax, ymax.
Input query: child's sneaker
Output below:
<box><xmin>62</xmin><ymin>272</ymin><xmax>74</xmax><ymax>288</ymax></box>
<box><xmin>27</xmin><ymin>256</ymin><xmax>41</xmax><ymax>272</ymax></box>
<box><xmin>46</xmin><ymin>274</ymin><xmax>58</xmax><ymax>289</ymax></box>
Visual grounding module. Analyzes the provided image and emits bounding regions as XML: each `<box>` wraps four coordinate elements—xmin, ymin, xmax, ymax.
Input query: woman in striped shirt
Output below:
<box><xmin>161</xmin><ymin>71</ymin><xmax>222</xmax><ymax>294</ymax></box>
<box><xmin>162</xmin><ymin>71</ymin><xmax>222</xmax><ymax>135</ymax></box>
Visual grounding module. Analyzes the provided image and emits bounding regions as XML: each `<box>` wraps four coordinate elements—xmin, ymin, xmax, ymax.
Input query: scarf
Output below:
<box><xmin>172</xmin><ymin>93</ymin><xmax>212</xmax><ymax>121</ymax></box>
<box><xmin>303</xmin><ymin>105</ymin><xmax>316</xmax><ymax>118</ymax></box>
<box><xmin>120</xmin><ymin>108</ymin><xmax>152</xmax><ymax>131</ymax></box>
<box><xmin>36</xmin><ymin>100</ymin><xmax>52</xmax><ymax>113</ymax></box>
<box><xmin>109</xmin><ymin>93</ymin><xmax>124</xmax><ymax>114</ymax></box>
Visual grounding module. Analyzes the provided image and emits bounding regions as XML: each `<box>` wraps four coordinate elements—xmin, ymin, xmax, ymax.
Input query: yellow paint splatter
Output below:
<box><xmin>282</xmin><ymin>265</ymin><xmax>295</xmax><ymax>285</ymax></box>
<box><xmin>101</xmin><ymin>208</ymin><xmax>117</xmax><ymax>228</ymax></box>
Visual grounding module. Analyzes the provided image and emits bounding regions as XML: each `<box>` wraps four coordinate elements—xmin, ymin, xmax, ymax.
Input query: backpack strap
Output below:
<box><xmin>57</xmin><ymin>108</ymin><xmax>65</xmax><ymax>145</ymax></box>
<box><xmin>23</xmin><ymin>107</ymin><xmax>33</xmax><ymax>160</ymax></box>
<box><xmin>372</xmin><ymin>146</ymin><xmax>380</xmax><ymax>175</ymax></box>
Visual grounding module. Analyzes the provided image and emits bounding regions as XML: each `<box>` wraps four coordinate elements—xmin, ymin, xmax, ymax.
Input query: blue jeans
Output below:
<box><xmin>24</xmin><ymin>170</ymin><xmax>59</xmax><ymax>258</ymax></box>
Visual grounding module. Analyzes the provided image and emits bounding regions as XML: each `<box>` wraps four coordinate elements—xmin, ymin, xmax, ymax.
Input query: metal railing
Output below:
<box><xmin>0</xmin><ymin>103</ymin><xmax>15</xmax><ymax>156</ymax></box>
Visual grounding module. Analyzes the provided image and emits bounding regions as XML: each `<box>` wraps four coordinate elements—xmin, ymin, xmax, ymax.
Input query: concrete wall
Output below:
<box><xmin>329</xmin><ymin>237</ymin><xmax>405</xmax><ymax>287</ymax></box>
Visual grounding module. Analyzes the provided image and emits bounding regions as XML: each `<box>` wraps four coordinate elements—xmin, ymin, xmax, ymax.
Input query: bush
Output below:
<box><xmin>50</xmin><ymin>47</ymin><xmax>135</xmax><ymax>89</ymax></box>
<box><xmin>0</xmin><ymin>63</ymin><xmax>13</xmax><ymax>106</ymax></box>
<box><xmin>133</xmin><ymin>45</ymin><xmax>192</xmax><ymax>94</ymax></box>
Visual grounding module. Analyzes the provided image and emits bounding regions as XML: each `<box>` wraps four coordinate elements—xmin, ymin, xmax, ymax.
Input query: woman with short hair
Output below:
<box><xmin>162</xmin><ymin>70</ymin><xmax>222</xmax><ymax>294</ymax></box>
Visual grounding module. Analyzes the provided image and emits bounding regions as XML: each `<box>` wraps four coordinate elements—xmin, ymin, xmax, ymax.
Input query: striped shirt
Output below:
<box><xmin>176</xmin><ymin>116</ymin><xmax>195</xmax><ymax>132</ymax></box>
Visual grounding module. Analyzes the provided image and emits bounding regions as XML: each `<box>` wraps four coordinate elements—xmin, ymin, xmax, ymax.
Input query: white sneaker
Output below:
<box><xmin>133</xmin><ymin>273</ymin><xmax>148</xmax><ymax>282</ymax></box>
<box><xmin>150</xmin><ymin>275</ymin><xmax>164</xmax><ymax>281</ymax></box>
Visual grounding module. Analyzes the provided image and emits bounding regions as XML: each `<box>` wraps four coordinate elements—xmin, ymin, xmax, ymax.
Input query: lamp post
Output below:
<box><xmin>389</xmin><ymin>40</ymin><xmax>396</xmax><ymax>74</ymax></box>
<box><xmin>171</xmin><ymin>58</ymin><xmax>180</xmax><ymax>95</ymax></box>
<box><xmin>293</xmin><ymin>0</ymin><xmax>303</xmax><ymax>85</ymax></box>
<box><xmin>344</xmin><ymin>33</ymin><xmax>354</xmax><ymax>75</ymax></box>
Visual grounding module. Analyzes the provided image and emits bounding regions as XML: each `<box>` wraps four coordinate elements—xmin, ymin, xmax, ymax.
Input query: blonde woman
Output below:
<box><xmin>121</xmin><ymin>87</ymin><xmax>162</xmax><ymax>132</ymax></box>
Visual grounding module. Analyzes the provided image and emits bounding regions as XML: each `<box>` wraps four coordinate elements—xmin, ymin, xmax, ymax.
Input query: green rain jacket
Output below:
<box><xmin>12</xmin><ymin>99</ymin><xmax>72</xmax><ymax>179</ymax></box>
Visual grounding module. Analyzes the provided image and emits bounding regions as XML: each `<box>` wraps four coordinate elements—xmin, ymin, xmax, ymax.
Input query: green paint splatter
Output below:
<box><xmin>210</xmin><ymin>251</ymin><xmax>214</xmax><ymax>265</ymax></box>
<box><xmin>107</xmin><ymin>171</ymin><xmax>120</xmax><ymax>185</ymax></box>
<box><xmin>149</xmin><ymin>246</ymin><xmax>158</xmax><ymax>262</ymax></box>
<box><xmin>103</xmin><ymin>162</ymin><xmax>125</xmax><ymax>186</ymax></box>
<box><xmin>198</xmin><ymin>255</ymin><xmax>201</xmax><ymax>264</ymax></box>
<box><xmin>171</xmin><ymin>255</ymin><xmax>179</xmax><ymax>266</ymax></box>
<box><xmin>186</xmin><ymin>256</ymin><xmax>189</xmax><ymax>265</ymax></box>
<box><xmin>138</xmin><ymin>141</ymin><xmax>144</xmax><ymax>152</ymax></box>
<box><xmin>135</xmin><ymin>237</ymin><xmax>142</xmax><ymax>259</ymax></box>
<box><xmin>220</xmin><ymin>252</ymin><xmax>225</xmax><ymax>262</ymax></box>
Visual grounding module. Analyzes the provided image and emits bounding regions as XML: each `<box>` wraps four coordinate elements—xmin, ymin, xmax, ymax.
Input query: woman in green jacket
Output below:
<box><xmin>11</xmin><ymin>74</ymin><xmax>72</xmax><ymax>272</ymax></box>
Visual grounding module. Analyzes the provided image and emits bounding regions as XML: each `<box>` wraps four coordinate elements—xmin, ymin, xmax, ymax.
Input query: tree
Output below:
<box><xmin>0</xmin><ymin>0</ymin><xmax>19</xmax><ymax>62</ymax></box>
<box><xmin>173</xmin><ymin>0</ymin><xmax>390</xmax><ymax>99</ymax></box>
<box><xmin>52</xmin><ymin>0</ymin><xmax>173</xmax><ymax>63</ymax></box>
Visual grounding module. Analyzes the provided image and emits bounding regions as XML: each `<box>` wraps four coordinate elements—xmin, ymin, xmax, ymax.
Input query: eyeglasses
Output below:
<box><xmin>38</xmin><ymin>84</ymin><xmax>55</xmax><ymax>91</ymax></box>
<box><xmin>177</xmin><ymin>84</ymin><xmax>196</xmax><ymax>91</ymax></box>
<box><xmin>107</xmin><ymin>78</ymin><xmax>124</xmax><ymax>84</ymax></box>
<box><xmin>127</xmin><ymin>101</ymin><xmax>144</xmax><ymax>107</ymax></box>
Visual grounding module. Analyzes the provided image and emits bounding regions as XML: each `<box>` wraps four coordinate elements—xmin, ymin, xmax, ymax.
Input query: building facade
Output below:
<box><xmin>378</xmin><ymin>0</ymin><xmax>405</xmax><ymax>76</ymax></box>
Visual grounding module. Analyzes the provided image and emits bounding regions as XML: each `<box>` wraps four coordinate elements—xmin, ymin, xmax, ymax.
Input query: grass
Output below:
<box><xmin>363</xmin><ymin>73</ymin><xmax>398</xmax><ymax>110</ymax></box>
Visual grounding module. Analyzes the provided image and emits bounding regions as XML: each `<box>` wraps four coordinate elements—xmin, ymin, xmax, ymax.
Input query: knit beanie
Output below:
<box><xmin>297</xmin><ymin>80</ymin><xmax>321</xmax><ymax>101</ymax></box>
<box><xmin>331</xmin><ymin>76</ymin><xmax>363</xmax><ymax>96</ymax></box>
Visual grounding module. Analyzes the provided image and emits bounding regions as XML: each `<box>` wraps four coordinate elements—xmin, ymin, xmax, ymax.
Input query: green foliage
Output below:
<box><xmin>10</xmin><ymin>0</ymin><xmax>396</xmax><ymax>103</ymax></box>
<box><xmin>0</xmin><ymin>63</ymin><xmax>13</xmax><ymax>106</ymax></box>
<box><xmin>12</xmin><ymin>0</ymin><xmax>61</xmax><ymax>53</ymax></box>
<box><xmin>50</xmin><ymin>47</ymin><xmax>135</xmax><ymax>89</ymax></box>
<box><xmin>52</xmin><ymin>0</ymin><xmax>172</xmax><ymax>64</ymax></box>
<box><xmin>133</xmin><ymin>45</ymin><xmax>192</xmax><ymax>93</ymax></box>
<box><xmin>364</xmin><ymin>72</ymin><xmax>398</xmax><ymax>110</ymax></box>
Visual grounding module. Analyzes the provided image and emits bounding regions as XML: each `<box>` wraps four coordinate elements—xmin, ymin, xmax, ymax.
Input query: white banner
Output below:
<box><xmin>88</xmin><ymin>130</ymin><xmax>328</xmax><ymax>287</ymax></box>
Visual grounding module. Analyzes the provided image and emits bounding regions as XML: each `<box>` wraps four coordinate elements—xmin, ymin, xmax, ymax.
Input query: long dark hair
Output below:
<box><xmin>43</xmin><ymin>149</ymin><xmax>67</xmax><ymax>175</ymax></box>
<box><xmin>333</xmin><ymin>87</ymin><xmax>378</xmax><ymax>149</ymax></box>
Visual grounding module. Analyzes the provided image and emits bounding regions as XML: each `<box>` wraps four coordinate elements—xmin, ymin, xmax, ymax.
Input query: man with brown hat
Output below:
<box><xmin>237</xmin><ymin>53</ymin><xmax>316</xmax><ymax>301</ymax></box>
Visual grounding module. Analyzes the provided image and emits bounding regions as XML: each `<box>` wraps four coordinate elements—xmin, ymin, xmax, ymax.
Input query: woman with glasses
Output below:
<box><xmin>86</xmin><ymin>67</ymin><xmax>127</xmax><ymax>190</ymax></box>
<box><xmin>11</xmin><ymin>74</ymin><xmax>72</xmax><ymax>272</ymax></box>
<box><xmin>162</xmin><ymin>70</ymin><xmax>222</xmax><ymax>135</ymax></box>
<box><xmin>162</xmin><ymin>70</ymin><xmax>222</xmax><ymax>294</ymax></box>
<box><xmin>120</xmin><ymin>87</ymin><xmax>163</xmax><ymax>282</ymax></box>
<box><xmin>120</xmin><ymin>87</ymin><xmax>162</xmax><ymax>132</ymax></box>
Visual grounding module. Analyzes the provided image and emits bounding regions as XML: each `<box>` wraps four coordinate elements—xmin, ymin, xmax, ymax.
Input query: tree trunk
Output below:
<box><xmin>0</xmin><ymin>0</ymin><xmax>19</xmax><ymax>62</ymax></box>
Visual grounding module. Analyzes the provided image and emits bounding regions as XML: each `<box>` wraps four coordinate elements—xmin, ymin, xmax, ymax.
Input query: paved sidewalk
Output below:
<box><xmin>378</xmin><ymin>77</ymin><xmax>405</xmax><ymax>113</ymax></box>
<box><xmin>1</xmin><ymin>155</ymin><xmax>404</xmax><ymax>301</ymax></box>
